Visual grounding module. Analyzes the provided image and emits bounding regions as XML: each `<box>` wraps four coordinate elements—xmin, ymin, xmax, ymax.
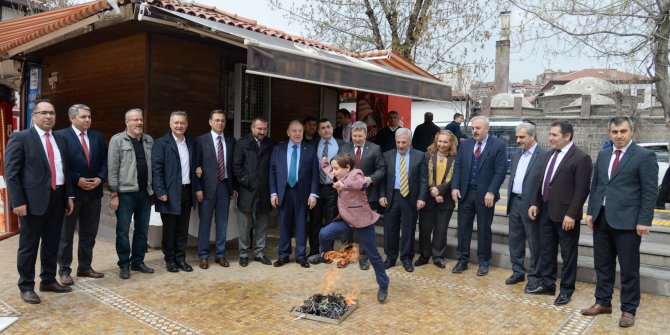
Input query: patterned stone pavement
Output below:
<box><xmin>0</xmin><ymin>232</ymin><xmax>669</xmax><ymax>334</ymax></box>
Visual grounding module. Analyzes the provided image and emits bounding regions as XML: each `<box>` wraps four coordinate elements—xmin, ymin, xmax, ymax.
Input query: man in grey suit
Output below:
<box><xmin>380</xmin><ymin>128</ymin><xmax>427</xmax><ymax>273</ymax></box>
<box><xmin>340</xmin><ymin>121</ymin><xmax>386</xmax><ymax>270</ymax></box>
<box><xmin>580</xmin><ymin>117</ymin><xmax>657</xmax><ymax>328</ymax></box>
<box><xmin>506</xmin><ymin>123</ymin><xmax>546</xmax><ymax>289</ymax></box>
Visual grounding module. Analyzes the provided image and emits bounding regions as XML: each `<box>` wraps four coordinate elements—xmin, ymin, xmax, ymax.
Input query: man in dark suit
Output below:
<box><xmin>505</xmin><ymin>122</ymin><xmax>545</xmax><ymax>288</ymax></box>
<box><xmin>5</xmin><ymin>100</ymin><xmax>74</xmax><ymax>304</ymax></box>
<box><xmin>528</xmin><ymin>120</ymin><xmax>592</xmax><ymax>306</ymax></box>
<box><xmin>56</xmin><ymin>104</ymin><xmax>107</xmax><ymax>286</ymax></box>
<box><xmin>340</xmin><ymin>121</ymin><xmax>386</xmax><ymax>270</ymax></box>
<box><xmin>152</xmin><ymin>111</ymin><xmax>195</xmax><ymax>273</ymax></box>
<box><xmin>307</xmin><ymin>118</ymin><xmax>342</xmax><ymax>257</ymax></box>
<box><xmin>270</xmin><ymin>120</ymin><xmax>319</xmax><ymax>268</ymax></box>
<box><xmin>333</xmin><ymin>108</ymin><xmax>351</xmax><ymax>142</ymax></box>
<box><xmin>233</xmin><ymin>117</ymin><xmax>274</xmax><ymax>267</ymax></box>
<box><xmin>194</xmin><ymin>110</ymin><xmax>236</xmax><ymax>269</ymax></box>
<box><xmin>580</xmin><ymin>117</ymin><xmax>657</xmax><ymax>328</ymax></box>
<box><xmin>374</xmin><ymin>111</ymin><xmax>401</xmax><ymax>153</ymax></box>
<box><xmin>380</xmin><ymin>127</ymin><xmax>427</xmax><ymax>272</ymax></box>
<box><xmin>412</xmin><ymin>112</ymin><xmax>440</xmax><ymax>152</ymax></box>
<box><xmin>451</xmin><ymin>116</ymin><xmax>508</xmax><ymax>276</ymax></box>
<box><xmin>445</xmin><ymin>113</ymin><xmax>467</xmax><ymax>142</ymax></box>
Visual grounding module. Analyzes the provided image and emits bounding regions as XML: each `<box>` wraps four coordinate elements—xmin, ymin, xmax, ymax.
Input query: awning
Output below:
<box><xmin>360</xmin><ymin>49</ymin><xmax>439</xmax><ymax>80</ymax></box>
<box><xmin>150</xmin><ymin>7</ymin><xmax>451</xmax><ymax>102</ymax></box>
<box><xmin>0</xmin><ymin>0</ymin><xmax>111</xmax><ymax>56</ymax></box>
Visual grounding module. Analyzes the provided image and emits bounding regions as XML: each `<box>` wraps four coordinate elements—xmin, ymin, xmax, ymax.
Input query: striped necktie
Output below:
<box><xmin>400</xmin><ymin>153</ymin><xmax>409</xmax><ymax>197</ymax></box>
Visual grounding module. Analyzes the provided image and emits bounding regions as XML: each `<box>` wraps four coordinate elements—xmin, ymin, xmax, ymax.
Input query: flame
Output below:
<box><xmin>344</xmin><ymin>287</ymin><xmax>359</xmax><ymax>305</ymax></box>
<box><xmin>317</xmin><ymin>243</ymin><xmax>361</xmax><ymax>304</ymax></box>
<box><xmin>320</xmin><ymin>267</ymin><xmax>341</xmax><ymax>293</ymax></box>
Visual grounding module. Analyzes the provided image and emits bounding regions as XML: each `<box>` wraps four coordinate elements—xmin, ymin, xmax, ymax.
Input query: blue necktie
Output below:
<box><xmin>288</xmin><ymin>144</ymin><xmax>298</xmax><ymax>187</ymax></box>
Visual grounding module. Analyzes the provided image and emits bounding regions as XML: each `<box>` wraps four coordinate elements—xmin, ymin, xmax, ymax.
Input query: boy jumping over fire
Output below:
<box><xmin>308</xmin><ymin>153</ymin><xmax>389</xmax><ymax>303</ymax></box>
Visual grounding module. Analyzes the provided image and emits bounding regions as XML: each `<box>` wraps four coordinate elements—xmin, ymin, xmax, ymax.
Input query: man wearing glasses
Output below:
<box><xmin>5</xmin><ymin>99</ymin><xmax>74</xmax><ymax>304</ymax></box>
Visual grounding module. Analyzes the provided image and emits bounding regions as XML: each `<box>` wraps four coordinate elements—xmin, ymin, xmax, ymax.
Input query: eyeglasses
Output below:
<box><xmin>33</xmin><ymin>111</ymin><xmax>56</xmax><ymax>116</ymax></box>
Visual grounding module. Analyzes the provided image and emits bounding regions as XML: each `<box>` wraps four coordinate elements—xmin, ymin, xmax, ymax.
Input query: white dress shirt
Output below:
<box><xmin>511</xmin><ymin>143</ymin><xmax>537</xmax><ymax>194</ymax></box>
<box><xmin>173</xmin><ymin>134</ymin><xmax>190</xmax><ymax>184</ymax></box>
<box><xmin>35</xmin><ymin>125</ymin><xmax>65</xmax><ymax>185</ymax></box>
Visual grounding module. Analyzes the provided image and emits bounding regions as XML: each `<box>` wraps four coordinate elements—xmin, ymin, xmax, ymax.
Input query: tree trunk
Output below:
<box><xmin>653</xmin><ymin>9</ymin><xmax>670</xmax><ymax>127</ymax></box>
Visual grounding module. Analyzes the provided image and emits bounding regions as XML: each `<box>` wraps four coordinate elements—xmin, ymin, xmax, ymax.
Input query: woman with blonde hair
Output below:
<box><xmin>415</xmin><ymin>130</ymin><xmax>458</xmax><ymax>268</ymax></box>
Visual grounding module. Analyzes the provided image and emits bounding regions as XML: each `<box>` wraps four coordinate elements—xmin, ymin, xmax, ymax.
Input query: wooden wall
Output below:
<box><xmin>270</xmin><ymin>78</ymin><xmax>320</xmax><ymax>143</ymax></box>
<box><xmin>41</xmin><ymin>33</ymin><xmax>148</xmax><ymax>142</ymax></box>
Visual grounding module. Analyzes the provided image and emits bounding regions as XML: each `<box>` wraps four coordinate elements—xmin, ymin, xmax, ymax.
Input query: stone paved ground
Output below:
<box><xmin>0</xmin><ymin>231</ymin><xmax>669</xmax><ymax>335</ymax></box>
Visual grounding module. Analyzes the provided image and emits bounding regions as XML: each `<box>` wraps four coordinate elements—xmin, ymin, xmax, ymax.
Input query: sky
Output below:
<box><xmin>190</xmin><ymin>1</ymin><xmax>612</xmax><ymax>83</ymax></box>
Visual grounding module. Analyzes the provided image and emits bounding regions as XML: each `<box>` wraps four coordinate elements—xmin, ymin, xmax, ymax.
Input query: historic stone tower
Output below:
<box><xmin>494</xmin><ymin>11</ymin><xmax>511</xmax><ymax>94</ymax></box>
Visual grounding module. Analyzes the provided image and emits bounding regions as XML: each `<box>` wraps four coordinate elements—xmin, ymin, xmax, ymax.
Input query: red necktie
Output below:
<box><xmin>355</xmin><ymin>146</ymin><xmax>362</xmax><ymax>168</ymax></box>
<box><xmin>610</xmin><ymin>149</ymin><xmax>622</xmax><ymax>178</ymax></box>
<box><xmin>45</xmin><ymin>132</ymin><xmax>56</xmax><ymax>190</ymax></box>
<box><xmin>217</xmin><ymin>136</ymin><xmax>225</xmax><ymax>181</ymax></box>
<box><xmin>474</xmin><ymin>141</ymin><xmax>482</xmax><ymax>158</ymax></box>
<box><xmin>80</xmin><ymin>132</ymin><xmax>90</xmax><ymax>169</ymax></box>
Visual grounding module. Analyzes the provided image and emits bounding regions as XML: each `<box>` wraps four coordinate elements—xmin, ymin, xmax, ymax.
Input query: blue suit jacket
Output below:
<box><xmin>55</xmin><ymin>127</ymin><xmax>107</xmax><ymax>199</ymax></box>
<box><xmin>194</xmin><ymin>132</ymin><xmax>236</xmax><ymax>199</ymax></box>
<box><xmin>152</xmin><ymin>132</ymin><xmax>195</xmax><ymax>214</ymax></box>
<box><xmin>269</xmin><ymin>141</ymin><xmax>319</xmax><ymax>206</ymax></box>
<box><xmin>452</xmin><ymin>136</ymin><xmax>508</xmax><ymax>204</ymax></box>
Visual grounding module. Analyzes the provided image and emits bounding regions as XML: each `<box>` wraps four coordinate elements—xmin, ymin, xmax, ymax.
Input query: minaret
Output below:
<box><xmin>494</xmin><ymin>11</ymin><xmax>511</xmax><ymax>94</ymax></box>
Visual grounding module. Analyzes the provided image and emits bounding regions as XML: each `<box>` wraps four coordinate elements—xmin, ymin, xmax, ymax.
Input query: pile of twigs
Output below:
<box><xmin>296</xmin><ymin>293</ymin><xmax>352</xmax><ymax>319</ymax></box>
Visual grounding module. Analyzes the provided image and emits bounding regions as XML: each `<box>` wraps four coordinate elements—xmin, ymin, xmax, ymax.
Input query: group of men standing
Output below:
<box><xmin>5</xmin><ymin>102</ymin><xmax>656</xmax><ymax>328</ymax></box>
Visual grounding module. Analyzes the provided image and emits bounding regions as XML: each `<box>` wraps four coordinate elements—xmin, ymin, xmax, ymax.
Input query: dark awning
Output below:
<box><xmin>149</xmin><ymin>7</ymin><xmax>451</xmax><ymax>101</ymax></box>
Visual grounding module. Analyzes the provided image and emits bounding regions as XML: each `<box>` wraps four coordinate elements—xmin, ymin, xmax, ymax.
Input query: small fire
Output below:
<box><xmin>318</xmin><ymin>243</ymin><xmax>360</xmax><ymax>303</ymax></box>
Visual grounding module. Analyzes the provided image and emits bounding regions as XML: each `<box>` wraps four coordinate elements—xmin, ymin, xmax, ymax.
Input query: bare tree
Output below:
<box><xmin>510</xmin><ymin>0</ymin><xmax>670</xmax><ymax>126</ymax></box>
<box><xmin>267</xmin><ymin>0</ymin><xmax>500</xmax><ymax>75</ymax></box>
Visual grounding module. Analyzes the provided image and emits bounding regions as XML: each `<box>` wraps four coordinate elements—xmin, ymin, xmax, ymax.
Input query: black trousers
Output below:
<box><xmin>418</xmin><ymin>203</ymin><xmax>453</xmax><ymax>262</ymax></box>
<box><xmin>593</xmin><ymin>212</ymin><xmax>642</xmax><ymax>314</ymax></box>
<box><xmin>160</xmin><ymin>185</ymin><xmax>192</xmax><ymax>264</ymax></box>
<box><xmin>538</xmin><ymin>205</ymin><xmax>580</xmax><ymax>295</ymax></box>
<box><xmin>383</xmin><ymin>190</ymin><xmax>417</xmax><ymax>263</ymax></box>
<box><xmin>58</xmin><ymin>196</ymin><xmax>102</xmax><ymax>275</ymax></box>
<box><xmin>456</xmin><ymin>189</ymin><xmax>494</xmax><ymax>264</ymax></box>
<box><xmin>17</xmin><ymin>187</ymin><xmax>65</xmax><ymax>291</ymax></box>
<box><xmin>307</xmin><ymin>184</ymin><xmax>338</xmax><ymax>255</ymax></box>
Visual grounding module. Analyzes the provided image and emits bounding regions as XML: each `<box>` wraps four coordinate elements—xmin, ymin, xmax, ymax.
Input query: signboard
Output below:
<box><xmin>25</xmin><ymin>66</ymin><xmax>41</xmax><ymax>129</ymax></box>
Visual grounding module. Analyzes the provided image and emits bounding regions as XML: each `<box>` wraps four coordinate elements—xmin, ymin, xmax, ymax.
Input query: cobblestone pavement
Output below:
<box><xmin>0</xmin><ymin>231</ymin><xmax>669</xmax><ymax>335</ymax></box>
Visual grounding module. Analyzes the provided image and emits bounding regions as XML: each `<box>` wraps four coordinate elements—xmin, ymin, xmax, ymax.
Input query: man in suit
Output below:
<box><xmin>233</xmin><ymin>117</ymin><xmax>274</xmax><ymax>267</ymax></box>
<box><xmin>580</xmin><ymin>117</ymin><xmax>657</xmax><ymax>327</ymax></box>
<box><xmin>380</xmin><ymin>128</ymin><xmax>427</xmax><ymax>272</ymax></box>
<box><xmin>333</xmin><ymin>108</ymin><xmax>351</xmax><ymax>142</ymax></box>
<box><xmin>152</xmin><ymin>111</ymin><xmax>195</xmax><ymax>273</ymax></box>
<box><xmin>412</xmin><ymin>112</ymin><xmax>440</xmax><ymax>152</ymax></box>
<box><xmin>451</xmin><ymin>116</ymin><xmax>508</xmax><ymax>276</ymax></box>
<box><xmin>445</xmin><ymin>113</ymin><xmax>467</xmax><ymax>142</ymax></box>
<box><xmin>108</xmin><ymin>108</ymin><xmax>155</xmax><ymax>279</ymax></box>
<box><xmin>528</xmin><ymin>120</ymin><xmax>592</xmax><ymax>306</ymax></box>
<box><xmin>270</xmin><ymin>120</ymin><xmax>319</xmax><ymax>268</ymax></box>
<box><xmin>56</xmin><ymin>104</ymin><xmax>107</xmax><ymax>286</ymax></box>
<box><xmin>307</xmin><ymin>118</ymin><xmax>342</xmax><ymax>257</ymax></box>
<box><xmin>5</xmin><ymin>100</ymin><xmax>74</xmax><ymax>304</ymax></box>
<box><xmin>340</xmin><ymin>121</ymin><xmax>386</xmax><ymax>270</ymax></box>
<box><xmin>374</xmin><ymin>111</ymin><xmax>401</xmax><ymax>153</ymax></box>
<box><xmin>194</xmin><ymin>110</ymin><xmax>236</xmax><ymax>269</ymax></box>
<box><xmin>505</xmin><ymin>122</ymin><xmax>546</xmax><ymax>288</ymax></box>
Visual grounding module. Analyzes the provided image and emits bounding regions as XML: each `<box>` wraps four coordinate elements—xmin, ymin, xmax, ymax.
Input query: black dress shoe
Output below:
<box><xmin>384</xmin><ymin>259</ymin><xmax>396</xmax><ymax>269</ymax></box>
<box><xmin>452</xmin><ymin>261</ymin><xmax>468</xmax><ymax>274</ymax></box>
<box><xmin>254</xmin><ymin>256</ymin><xmax>273</xmax><ymax>265</ymax></box>
<box><xmin>239</xmin><ymin>257</ymin><xmax>249</xmax><ymax>267</ymax></box>
<box><xmin>554</xmin><ymin>293</ymin><xmax>571</xmax><ymax>306</ymax></box>
<box><xmin>402</xmin><ymin>260</ymin><xmax>414</xmax><ymax>273</ymax></box>
<box><xmin>505</xmin><ymin>274</ymin><xmax>525</xmax><ymax>285</ymax></box>
<box><xmin>524</xmin><ymin>281</ymin><xmax>539</xmax><ymax>293</ymax></box>
<box><xmin>166</xmin><ymin>263</ymin><xmax>179</xmax><ymax>272</ymax></box>
<box><xmin>176</xmin><ymin>261</ymin><xmax>193</xmax><ymax>272</ymax></box>
<box><xmin>377</xmin><ymin>286</ymin><xmax>388</xmax><ymax>303</ymax></box>
<box><xmin>359</xmin><ymin>255</ymin><xmax>370</xmax><ymax>270</ymax></box>
<box><xmin>119</xmin><ymin>265</ymin><xmax>131</xmax><ymax>279</ymax></box>
<box><xmin>525</xmin><ymin>284</ymin><xmax>556</xmax><ymax>295</ymax></box>
<box><xmin>476</xmin><ymin>264</ymin><xmax>489</xmax><ymax>276</ymax></box>
<box><xmin>434</xmin><ymin>260</ymin><xmax>446</xmax><ymax>269</ymax></box>
<box><xmin>20</xmin><ymin>291</ymin><xmax>41</xmax><ymax>304</ymax></box>
<box><xmin>414</xmin><ymin>257</ymin><xmax>429</xmax><ymax>266</ymax></box>
<box><xmin>39</xmin><ymin>282</ymin><xmax>72</xmax><ymax>293</ymax></box>
<box><xmin>131</xmin><ymin>263</ymin><xmax>155</xmax><ymax>273</ymax></box>
<box><xmin>299</xmin><ymin>260</ymin><xmax>310</xmax><ymax>268</ymax></box>
<box><xmin>274</xmin><ymin>258</ymin><xmax>289</xmax><ymax>267</ymax></box>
